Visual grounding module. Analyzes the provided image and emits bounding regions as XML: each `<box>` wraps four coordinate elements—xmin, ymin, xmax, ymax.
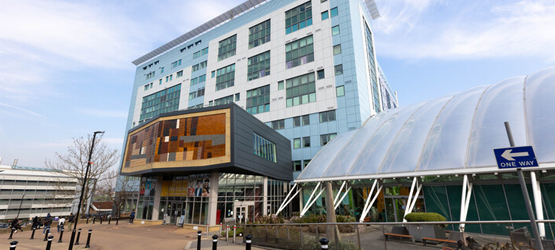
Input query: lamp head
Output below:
<box><xmin>94</xmin><ymin>131</ymin><xmax>105</xmax><ymax>135</ymax></box>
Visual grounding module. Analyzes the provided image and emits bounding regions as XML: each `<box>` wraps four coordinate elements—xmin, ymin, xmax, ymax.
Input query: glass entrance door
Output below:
<box><xmin>169</xmin><ymin>201</ymin><xmax>182</xmax><ymax>224</ymax></box>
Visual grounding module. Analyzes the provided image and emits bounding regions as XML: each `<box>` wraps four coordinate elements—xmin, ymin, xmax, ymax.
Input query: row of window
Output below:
<box><xmin>171</xmin><ymin>59</ymin><xmax>182</xmax><ymax>68</ymax></box>
<box><xmin>253</xmin><ymin>133</ymin><xmax>277</xmax><ymax>163</ymax></box>
<box><xmin>192</xmin><ymin>61</ymin><xmax>207</xmax><ymax>73</ymax></box>
<box><xmin>193</xmin><ymin>47</ymin><xmax>209</xmax><ymax>59</ymax></box>
<box><xmin>190</xmin><ymin>74</ymin><xmax>206</xmax><ymax>86</ymax></box>
<box><xmin>321</xmin><ymin>7</ymin><xmax>338</xmax><ymax>21</ymax></box>
<box><xmin>189</xmin><ymin>87</ymin><xmax>205</xmax><ymax>100</ymax></box>
<box><xmin>271</xmin><ymin>110</ymin><xmax>336</xmax><ymax>130</ymax></box>
<box><xmin>293</xmin><ymin>159</ymin><xmax>311</xmax><ymax>172</ymax></box>
<box><xmin>293</xmin><ymin>133</ymin><xmax>336</xmax><ymax>148</ymax></box>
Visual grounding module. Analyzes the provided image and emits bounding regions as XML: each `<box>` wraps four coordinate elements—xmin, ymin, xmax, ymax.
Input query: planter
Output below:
<box><xmin>406</xmin><ymin>224</ymin><xmax>446</xmax><ymax>242</ymax></box>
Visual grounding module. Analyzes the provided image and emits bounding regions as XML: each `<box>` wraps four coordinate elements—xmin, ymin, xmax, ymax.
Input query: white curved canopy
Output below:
<box><xmin>297</xmin><ymin>67</ymin><xmax>555</xmax><ymax>182</ymax></box>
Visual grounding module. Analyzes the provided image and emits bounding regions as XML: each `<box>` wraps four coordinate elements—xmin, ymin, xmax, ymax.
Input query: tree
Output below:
<box><xmin>45</xmin><ymin>134</ymin><xmax>119</xmax><ymax>216</ymax></box>
<box><xmin>95</xmin><ymin>170</ymin><xmax>138</xmax><ymax>216</ymax></box>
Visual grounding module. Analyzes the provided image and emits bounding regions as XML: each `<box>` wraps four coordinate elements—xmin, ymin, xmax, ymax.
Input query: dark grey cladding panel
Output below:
<box><xmin>230</xmin><ymin>104</ymin><xmax>292</xmax><ymax>181</ymax></box>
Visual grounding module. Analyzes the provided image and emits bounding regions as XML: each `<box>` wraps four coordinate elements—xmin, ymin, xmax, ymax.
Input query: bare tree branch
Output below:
<box><xmin>45</xmin><ymin>134</ymin><xmax>119</xmax><ymax>215</ymax></box>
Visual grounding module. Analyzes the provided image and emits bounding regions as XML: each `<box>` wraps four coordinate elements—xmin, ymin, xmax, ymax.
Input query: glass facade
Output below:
<box><xmin>253</xmin><ymin>133</ymin><xmax>277</xmax><ymax>163</ymax></box>
<box><xmin>246</xmin><ymin>85</ymin><xmax>270</xmax><ymax>114</ymax></box>
<box><xmin>218</xmin><ymin>35</ymin><xmax>237</xmax><ymax>61</ymax></box>
<box><xmin>285</xmin><ymin>1</ymin><xmax>312</xmax><ymax>34</ymax></box>
<box><xmin>216</xmin><ymin>64</ymin><xmax>235</xmax><ymax>91</ymax></box>
<box><xmin>249</xmin><ymin>19</ymin><xmax>271</xmax><ymax>49</ymax></box>
<box><xmin>285</xmin><ymin>35</ymin><xmax>314</xmax><ymax>69</ymax></box>
<box><xmin>138</xmin><ymin>173</ymin><xmax>288</xmax><ymax>225</ymax></box>
<box><xmin>139</xmin><ymin>84</ymin><xmax>181</xmax><ymax>123</ymax></box>
<box><xmin>286</xmin><ymin>72</ymin><xmax>316</xmax><ymax>107</ymax></box>
<box><xmin>247</xmin><ymin>51</ymin><xmax>271</xmax><ymax>81</ymax></box>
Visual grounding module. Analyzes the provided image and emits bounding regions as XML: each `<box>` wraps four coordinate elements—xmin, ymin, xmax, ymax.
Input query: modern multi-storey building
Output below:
<box><xmin>0</xmin><ymin>164</ymin><xmax>78</xmax><ymax>220</ymax></box>
<box><xmin>124</xmin><ymin>0</ymin><xmax>396</xmax><ymax>189</ymax></box>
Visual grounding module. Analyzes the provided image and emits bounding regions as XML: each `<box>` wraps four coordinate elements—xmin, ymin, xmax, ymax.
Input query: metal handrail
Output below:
<box><xmin>244</xmin><ymin>219</ymin><xmax>555</xmax><ymax>226</ymax></box>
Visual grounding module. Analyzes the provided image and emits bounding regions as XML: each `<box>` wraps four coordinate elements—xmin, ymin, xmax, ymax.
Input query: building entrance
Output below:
<box><xmin>233</xmin><ymin>201</ymin><xmax>254</xmax><ymax>224</ymax></box>
<box><xmin>169</xmin><ymin>201</ymin><xmax>183</xmax><ymax>224</ymax></box>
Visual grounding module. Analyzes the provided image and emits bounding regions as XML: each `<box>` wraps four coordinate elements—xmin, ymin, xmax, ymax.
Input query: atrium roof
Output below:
<box><xmin>296</xmin><ymin>67</ymin><xmax>555</xmax><ymax>182</ymax></box>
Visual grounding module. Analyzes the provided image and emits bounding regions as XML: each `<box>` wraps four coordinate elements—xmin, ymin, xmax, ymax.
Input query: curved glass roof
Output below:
<box><xmin>297</xmin><ymin>67</ymin><xmax>555</xmax><ymax>182</ymax></box>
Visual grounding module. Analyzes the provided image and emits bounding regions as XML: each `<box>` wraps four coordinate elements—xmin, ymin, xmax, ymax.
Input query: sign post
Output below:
<box><xmin>495</xmin><ymin>122</ymin><xmax>543</xmax><ymax>250</ymax></box>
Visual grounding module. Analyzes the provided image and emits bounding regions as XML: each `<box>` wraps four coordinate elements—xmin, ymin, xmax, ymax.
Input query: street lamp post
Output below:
<box><xmin>68</xmin><ymin>131</ymin><xmax>104</xmax><ymax>250</ymax></box>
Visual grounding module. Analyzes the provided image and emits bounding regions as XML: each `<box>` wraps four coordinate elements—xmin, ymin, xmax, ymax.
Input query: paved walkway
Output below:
<box><xmin>0</xmin><ymin>221</ymin><xmax>219</xmax><ymax>250</ymax></box>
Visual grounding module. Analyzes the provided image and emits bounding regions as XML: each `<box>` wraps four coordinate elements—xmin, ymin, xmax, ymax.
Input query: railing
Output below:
<box><xmin>243</xmin><ymin>220</ymin><xmax>555</xmax><ymax>250</ymax></box>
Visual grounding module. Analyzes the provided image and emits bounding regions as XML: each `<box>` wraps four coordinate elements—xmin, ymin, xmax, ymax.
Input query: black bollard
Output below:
<box><xmin>319</xmin><ymin>238</ymin><xmax>329</xmax><ymax>250</ymax></box>
<box><xmin>212</xmin><ymin>235</ymin><xmax>218</xmax><ymax>250</ymax></box>
<box><xmin>93</xmin><ymin>217</ymin><xmax>96</xmax><ymax>224</ymax></box>
<box><xmin>30</xmin><ymin>227</ymin><xmax>36</xmax><ymax>239</ymax></box>
<box><xmin>9</xmin><ymin>241</ymin><xmax>18</xmax><ymax>250</ymax></box>
<box><xmin>197</xmin><ymin>231</ymin><xmax>202</xmax><ymax>250</ymax></box>
<box><xmin>86</xmin><ymin>217</ymin><xmax>89</xmax><ymax>224</ymax></box>
<box><xmin>108</xmin><ymin>217</ymin><xmax>111</xmax><ymax>224</ymax></box>
<box><xmin>43</xmin><ymin>228</ymin><xmax>50</xmax><ymax>241</ymax></box>
<box><xmin>8</xmin><ymin>228</ymin><xmax>14</xmax><ymax>240</ymax></box>
<box><xmin>245</xmin><ymin>235</ymin><xmax>252</xmax><ymax>250</ymax></box>
<box><xmin>85</xmin><ymin>229</ymin><xmax>92</xmax><ymax>248</ymax></box>
<box><xmin>58</xmin><ymin>228</ymin><xmax>64</xmax><ymax>243</ymax></box>
<box><xmin>100</xmin><ymin>217</ymin><xmax>103</xmax><ymax>224</ymax></box>
<box><xmin>45</xmin><ymin>236</ymin><xmax>54</xmax><ymax>250</ymax></box>
<box><xmin>116</xmin><ymin>217</ymin><xmax>119</xmax><ymax>225</ymax></box>
<box><xmin>75</xmin><ymin>228</ymin><xmax>81</xmax><ymax>245</ymax></box>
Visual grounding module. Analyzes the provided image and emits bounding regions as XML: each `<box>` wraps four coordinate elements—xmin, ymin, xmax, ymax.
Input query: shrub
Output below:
<box><xmin>254</xmin><ymin>215</ymin><xmax>284</xmax><ymax>224</ymax></box>
<box><xmin>301</xmin><ymin>238</ymin><xmax>358</xmax><ymax>250</ymax></box>
<box><xmin>404</xmin><ymin>212</ymin><xmax>447</xmax><ymax>222</ymax></box>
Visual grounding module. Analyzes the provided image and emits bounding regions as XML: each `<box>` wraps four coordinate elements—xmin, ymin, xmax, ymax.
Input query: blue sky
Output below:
<box><xmin>1</xmin><ymin>0</ymin><xmax>554</xmax><ymax>168</ymax></box>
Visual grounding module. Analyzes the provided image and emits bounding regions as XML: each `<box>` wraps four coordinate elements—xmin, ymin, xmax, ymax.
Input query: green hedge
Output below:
<box><xmin>404</xmin><ymin>212</ymin><xmax>447</xmax><ymax>222</ymax></box>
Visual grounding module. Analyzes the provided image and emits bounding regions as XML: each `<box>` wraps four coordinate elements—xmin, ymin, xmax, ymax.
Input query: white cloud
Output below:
<box><xmin>0</xmin><ymin>102</ymin><xmax>44</xmax><ymax>118</ymax></box>
<box><xmin>373</xmin><ymin>0</ymin><xmax>555</xmax><ymax>61</ymax></box>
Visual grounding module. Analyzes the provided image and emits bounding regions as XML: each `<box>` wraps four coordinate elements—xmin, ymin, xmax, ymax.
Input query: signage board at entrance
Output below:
<box><xmin>493</xmin><ymin>146</ymin><xmax>538</xmax><ymax>169</ymax></box>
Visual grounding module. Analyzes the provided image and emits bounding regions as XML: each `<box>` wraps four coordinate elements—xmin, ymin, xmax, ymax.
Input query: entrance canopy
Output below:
<box><xmin>297</xmin><ymin>67</ymin><xmax>555</xmax><ymax>182</ymax></box>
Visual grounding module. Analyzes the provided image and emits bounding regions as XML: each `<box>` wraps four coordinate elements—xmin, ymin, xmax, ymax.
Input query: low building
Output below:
<box><xmin>0</xmin><ymin>165</ymin><xmax>78</xmax><ymax>220</ymax></box>
<box><xmin>120</xmin><ymin>103</ymin><xmax>292</xmax><ymax>225</ymax></box>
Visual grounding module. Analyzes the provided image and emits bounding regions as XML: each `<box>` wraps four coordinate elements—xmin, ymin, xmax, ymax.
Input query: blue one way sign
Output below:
<box><xmin>494</xmin><ymin>146</ymin><xmax>538</xmax><ymax>169</ymax></box>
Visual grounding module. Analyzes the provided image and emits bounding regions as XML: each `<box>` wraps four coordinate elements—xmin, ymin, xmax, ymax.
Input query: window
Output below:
<box><xmin>247</xmin><ymin>51</ymin><xmax>271</xmax><ymax>81</ymax></box>
<box><xmin>189</xmin><ymin>91</ymin><xmax>197</xmax><ymax>100</ymax></box>
<box><xmin>320</xmin><ymin>133</ymin><xmax>337</xmax><ymax>146</ymax></box>
<box><xmin>176</xmin><ymin>70</ymin><xmax>183</xmax><ymax>78</ymax></box>
<box><xmin>302</xmin><ymin>115</ymin><xmax>310</xmax><ymax>125</ymax></box>
<box><xmin>139</xmin><ymin>84</ymin><xmax>181</xmax><ymax>122</ymax></box>
<box><xmin>330</xmin><ymin>7</ymin><xmax>338</xmax><ymax>17</ymax></box>
<box><xmin>317</xmin><ymin>69</ymin><xmax>325</xmax><ymax>79</ymax></box>
<box><xmin>246</xmin><ymin>85</ymin><xmax>270</xmax><ymax>114</ymax></box>
<box><xmin>303</xmin><ymin>136</ymin><xmax>311</xmax><ymax>147</ymax></box>
<box><xmin>293</xmin><ymin>161</ymin><xmax>302</xmax><ymax>171</ymax></box>
<box><xmin>198</xmin><ymin>87</ymin><xmax>205</xmax><ymax>97</ymax></box>
<box><xmin>159</xmin><ymin>79</ymin><xmax>162</xmax><ymax>85</ymax></box>
<box><xmin>235</xmin><ymin>93</ymin><xmax>240</xmax><ymax>101</ymax></box>
<box><xmin>319</xmin><ymin>110</ymin><xmax>336</xmax><ymax>123</ymax></box>
<box><xmin>293</xmin><ymin>138</ymin><xmax>301</xmax><ymax>149</ymax></box>
<box><xmin>332</xmin><ymin>25</ymin><xmax>340</xmax><ymax>35</ymax></box>
<box><xmin>272</xmin><ymin>120</ymin><xmax>285</xmax><ymax>130</ymax></box>
<box><xmin>218</xmin><ymin>35</ymin><xmax>237</xmax><ymax>61</ymax></box>
<box><xmin>209</xmin><ymin>100</ymin><xmax>213</xmax><ymax>106</ymax></box>
<box><xmin>336</xmin><ymin>86</ymin><xmax>345</xmax><ymax>97</ymax></box>
<box><xmin>249</xmin><ymin>19</ymin><xmax>271</xmax><ymax>49</ymax></box>
<box><xmin>321</xmin><ymin>11</ymin><xmax>329</xmax><ymax>20</ymax></box>
<box><xmin>285</xmin><ymin>1</ymin><xmax>312</xmax><ymax>34</ymax></box>
<box><xmin>192</xmin><ymin>61</ymin><xmax>207</xmax><ymax>73</ymax></box>
<box><xmin>285</xmin><ymin>35</ymin><xmax>314</xmax><ymax>69</ymax></box>
<box><xmin>198</xmin><ymin>74</ymin><xmax>206</xmax><ymax>83</ymax></box>
<box><xmin>190</xmin><ymin>77</ymin><xmax>198</xmax><ymax>86</ymax></box>
<box><xmin>333</xmin><ymin>44</ymin><xmax>341</xmax><ymax>55</ymax></box>
<box><xmin>214</xmin><ymin>95</ymin><xmax>234</xmax><ymax>106</ymax></box>
<box><xmin>211</xmin><ymin>71</ymin><xmax>215</xmax><ymax>78</ymax></box>
<box><xmin>146</xmin><ymin>71</ymin><xmax>155</xmax><ymax>80</ymax></box>
<box><xmin>253</xmin><ymin>133</ymin><xmax>277</xmax><ymax>163</ymax></box>
<box><xmin>144</xmin><ymin>84</ymin><xmax>149</xmax><ymax>91</ymax></box>
<box><xmin>278</xmin><ymin>81</ymin><xmax>284</xmax><ymax>90</ymax></box>
<box><xmin>286</xmin><ymin>72</ymin><xmax>316</xmax><ymax>107</ymax></box>
<box><xmin>303</xmin><ymin>159</ymin><xmax>311</xmax><ymax>169</ymax></box>
<box><xmin>216</xmin><ymin>64</ymin><xmax>235</xmax><ymax>91</ymax></box>
<box><xmin>293</xmin><ymin>116</ymin><xmax>301</xmax><ymax>127</ymax></box>
<box><xmin>335</xmin><ymin>64</ymin><xmax>343</xmax><ymax>75</ymax></box>
<box><xmin>160</xmin><ymin>67</ymin><xmax>164</xmax><ymax>73</ymax></box>
<box><xmin>171</xmin><ymin>59</ymin><xmax>182</xmax><ymax>68</ymax></box>
<box><xmin>193</xmin><ymin>47</ymin><xmax>208</xmax><ymax>59</ymax></box>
